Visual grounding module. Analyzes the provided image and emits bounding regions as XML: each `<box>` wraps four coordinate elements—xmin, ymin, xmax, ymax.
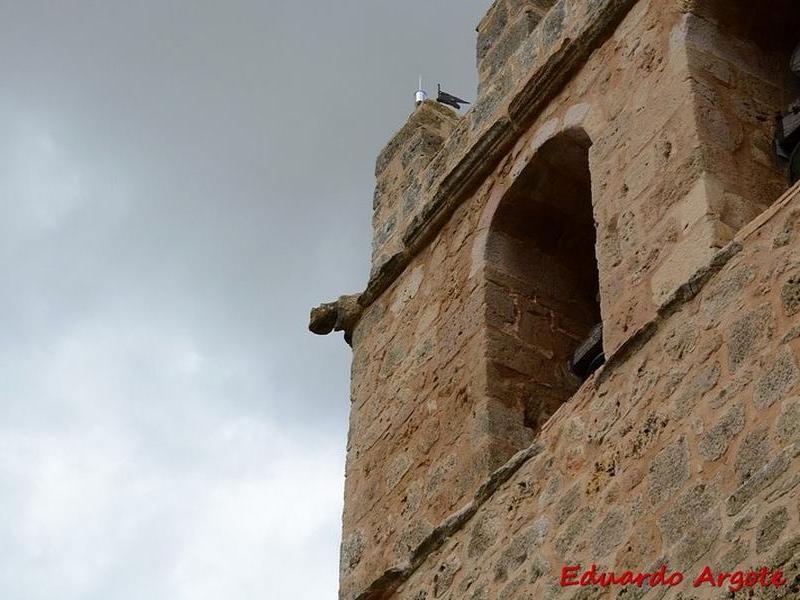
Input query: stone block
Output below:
<box><xmin>727</xmin><ymin>444</ymin><xmax>800</xmax><ymax>516</ymax></box>
<box><xmin>479</xmin><ymin>10</ymin><xmax>542</xmax><ymax>93</ymax></box>
<box><xmin>698</xmin><ymin>402</ymin><xmax>745</xmax><ymax>461</ymax></box>
<box><xmin>648</xmin><ymin>438</ymin><xmax>689</xmax><ymax>507</ymax></box>
<box><xmin>467</xmin><ymin>511</ymin><xmax>502</xmax><ymax>559</ymax></box>
<box><xmin>650</xmin><ymin>215</ymin><xmax>731</xmax><ymax>307</ymax></box>
<box><xmin>753</xmin><ymin>348</ymin><xmax>799</xmax><ymax>410</ymax></box>
<box><xmin>590</xmin><ymin>508</ymin><xmax>628</xmax><ymax>557</ymax></box>
<box><xmin>476</xmin><ymin>1</ymin><xmax>509</xmax><ymax>63</ymax></box>
<box><xmin>658</xmin><ymin>484</ymin><xmax>716</xmax><ymax>545</ymax></box>
<box><xmin>727</xmin><ymin>305</ymin><xmax>773</xmax><ymax>373</ymax></box>
<box><xmin>755</xmin><ymin>507</ymin><xmax>789</xmax><ymax>554</ymax></box>
<box><xmin>734</xmin><ymin>428</ymin><xmax>770</xmax><ymax>484</ymax></box>
<box><xmin>776</xmin><ymin>398</ymin><xmax>800</xmax><ymax>445</ymax></box>
<box><xmin>781</xmin><ymin>275</ymin><xmax>800</xmax><ymax>317</ymax></box>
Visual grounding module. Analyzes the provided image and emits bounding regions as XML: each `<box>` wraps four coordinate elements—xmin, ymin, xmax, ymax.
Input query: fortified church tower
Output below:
<box><xmin>311</xmin><ymin>1</ymin><xmax>800</xmax><ymax>598</ymax></box>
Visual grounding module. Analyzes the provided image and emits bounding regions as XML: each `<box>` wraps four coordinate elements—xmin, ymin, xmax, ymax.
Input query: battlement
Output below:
<box><xmin>371</xmin><ymin>100</ymin><xmax>459</xmax><ymax>274</ymax></box>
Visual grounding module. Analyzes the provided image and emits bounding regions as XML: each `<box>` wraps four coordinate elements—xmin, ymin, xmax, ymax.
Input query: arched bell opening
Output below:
<box><xmin>483</xmin><ymin>128</ymin><xmax>602</xmax><ymax>436</ymax></box>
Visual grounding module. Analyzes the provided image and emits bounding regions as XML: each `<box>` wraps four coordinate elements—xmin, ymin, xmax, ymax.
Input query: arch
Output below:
<box><xmin>482</xmin><ymin>128</ymin><xmax>602</xmax><ymax>438</ymax></box>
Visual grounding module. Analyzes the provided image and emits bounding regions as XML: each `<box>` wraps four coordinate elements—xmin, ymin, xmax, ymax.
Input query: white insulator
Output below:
<box><xmin>415</xmin><ymin>75</ymin><xmax>427</xmax><ymax>105</ymax></box>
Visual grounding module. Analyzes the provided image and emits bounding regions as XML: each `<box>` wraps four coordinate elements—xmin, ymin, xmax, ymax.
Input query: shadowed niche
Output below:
<box><xmin>691</xmin><ymin>0</ymin><xmax>800</xmax><ymax>192</ymax></box>
<box><xmin>484</xmin><ymin>129</ymin><xmax>601</xmax><ymax>438</ymax></box>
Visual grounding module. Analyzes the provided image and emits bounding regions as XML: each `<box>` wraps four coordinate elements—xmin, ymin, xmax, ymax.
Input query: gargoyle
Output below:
<box><xmin>308</xmin><ymin>294</ymin><xmax>363</xmax><ymax>346</ymax></box>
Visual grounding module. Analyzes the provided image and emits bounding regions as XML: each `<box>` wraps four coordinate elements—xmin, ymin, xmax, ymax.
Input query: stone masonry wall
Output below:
<box><xmin>343</xmin><ymin>158</ymin><xmax>495</xmax><ymax>600</ymax></box>
<box><xmin>326</xmin><ymin>0</ymin><xmax>800</xmax><ymax>598</ymax></box>
<box><xmin>477</xmin><ymin>0</ymin><xmax>557</xmax><ymax>95</ymax></box>
<box><xmin>363</xmin><ymin>0</ymin><xmax>798</xmax><ymax>365</ymax></box>
<box><xmin>390</xmin><ymin>181</ymin><xmax>800</xmax><ymax>600</ymax></box>
<box><xmin>685</xmin><ymin>0</ymin><xmax>799</xmax><ymax>225</ymax></box>
<box><xmin>341</xmin><ymin>2</ymin><xmax>774</xmax><ymax>595</ymax></box>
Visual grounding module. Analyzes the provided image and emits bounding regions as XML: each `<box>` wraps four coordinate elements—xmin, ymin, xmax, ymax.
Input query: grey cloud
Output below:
<box><xmin>0</xmin><ymin>1</ymin><xmax>488</xmax><ymax>598</ymax></box>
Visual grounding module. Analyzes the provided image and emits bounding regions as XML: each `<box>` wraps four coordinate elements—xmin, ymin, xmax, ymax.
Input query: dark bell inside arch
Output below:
<box><xmin>569</xmin><ymin>322</ymin><xmax>605</xmax><ymax>380</ymax></box>
<box><xmin>776</xmin><ymin>43</ymin><xmax>800</xmax><ymax>184</ymax></box>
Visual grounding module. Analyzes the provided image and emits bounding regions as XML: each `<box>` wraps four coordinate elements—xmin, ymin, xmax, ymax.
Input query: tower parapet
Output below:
<box><xmin>371</xmin><ymin>100</ymin><xmax>459</xmax><ymax>275</ymax></box>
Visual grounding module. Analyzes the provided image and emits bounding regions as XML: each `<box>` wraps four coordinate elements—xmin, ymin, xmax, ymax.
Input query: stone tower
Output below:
<box><xmin>310</xmin><ymin>1</ymin><xmax>800</xmax><ymax>598</ymax></box>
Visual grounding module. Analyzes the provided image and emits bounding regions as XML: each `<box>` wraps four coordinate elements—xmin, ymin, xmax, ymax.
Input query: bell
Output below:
<box><xmin>569</xmin><ymin>322</ymin><xmax>605</xmax><ymax>380</ymax></box>
<box><xmin>791</xmin><ymin>145</ymin><xmax>800</xmax><ymax>184</ymax></box>
<box><xmin>776</xmin><ymin>44</ymin><xmax>800</xmax><ymax>184</ymax></box>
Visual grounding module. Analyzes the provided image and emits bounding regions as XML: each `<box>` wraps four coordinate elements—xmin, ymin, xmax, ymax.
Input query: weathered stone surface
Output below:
<box><xmin>648</xmin><ymin>438</ymin><xmax>690</xmax><ymax>506</ymax></box>
<box><xmin>728</xmin><ymin>305</ymin><xmax>772</xmax><ymax>372</ymax></box>
<box><xmin>782</xmin><ymin>325</ymin><xmax>800</xmax><ymax>345</ymax></box>
<box><xmin>479</xmin><ymin>10</ymin><xmax>539</xmax><ymax>91</ymax></box>
<box><xmin>374</xmin><ymin>102</ymin><xmax>457</xmax><ymax>178</ymax></box>
<box><xmin>673</xmin><ymin>361</ymin><xmax>720</xmax><ymax>418</ymax></box>
<box><xmin>658</xmin><ymin>484</ymin><xmax>716</xmax><ymax>545</ymax></box>
<box><xmin>432</xmin><ymin>554</ymin><xmax>460</xmax><ymax>597</ymax></box>
<box><xmin>492</xmin><ymin>521</ymin><xmax>547</xmax><ymax>582</ymax></box>
<box><xmin>698</xmin><ymin>403</ymin><xmax>745</xmax><ymax>461</ymax></box>
<box><xmin>341</xmin><ymin>530</ymin><xmax>365</xmax><ymax>578</ymax></box>
<box><xmin>554</xmin><ymin>506</ymin><xmax>595</xmax><ymax>555</ymax></box>
<box><xmin>765</xmin><ymin>472</ymin><xmax>800</xmax><ymax>504</ymax></box>
<box><xmin>781</xmin><ymin>275</ymin><xmax>800</xmax><ymax>316</ymax></box>
<box><xmin>467</xmin><ymin>511</ymin><xmax>501</xmax><ymax>560</ymax></box>
<box><xmin>702</xmin><ymin>265</ymin><xmax>756</xmax><ymax>317</ymax></box>
<box><xmin>776</xmin><ymin>398</ymin><xmax>800</xmax><ymax>445</ymax></box>
<box><xmin>554</xmin><ymin>483</ymin><xmax>580</xmax><ymax>526</ymax></box>
<box><xmin>754</xmin><ymin>349</ymin><xmax>799</xmax><ymax>410</ymax></box>
<box><xmin>755</xmin><ymin>506</ymin><xmax>789</xmax><ymax>554</ymax></box>
<box><xmin>369</xmin><ymin>101</ymin><xmax>459</xmax><ymax>272</ymax></box>
<box><xmin>735</xmin><ymin>428</ymin><xmax>770</xmax><ymax>485</ymax></box>
<box><xmin>719</xmin><ymin>543</ymin><xmax>748</xmax><ymax>571</ymax></box>
<box><xmin>672</xmin><ymin>510</ymin><xmax>722</xmax><ymax>571</ymax></box>
<box><xmin>727</xmin><ymin>444</ymin><xmax>800</xmax><ymax>516</ymax></box>
<box><xmin>314</xmin><ymin>1</ymin><xmax>800</xmax><ymax>597</ymax></box>
<box><xmin>771</xmin><ymin>534</ymin><xmax>800</xmax><ymax>568</ymax></box>
<box><xmin>477</xmin><ymin>2</ymin><xmax>509</xmax><ymax>63</ymax></box>
<box><xmin>590</xmin><ymin>508</ymin><xmax>628</xmax><ymax>557</ymax></box>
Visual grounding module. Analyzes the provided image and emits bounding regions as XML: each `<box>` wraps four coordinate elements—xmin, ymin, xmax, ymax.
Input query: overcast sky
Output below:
<box><xmin>0</xmin><ymin>1</ymin><xmax>488</xmax><ymax>598</ymax></box>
